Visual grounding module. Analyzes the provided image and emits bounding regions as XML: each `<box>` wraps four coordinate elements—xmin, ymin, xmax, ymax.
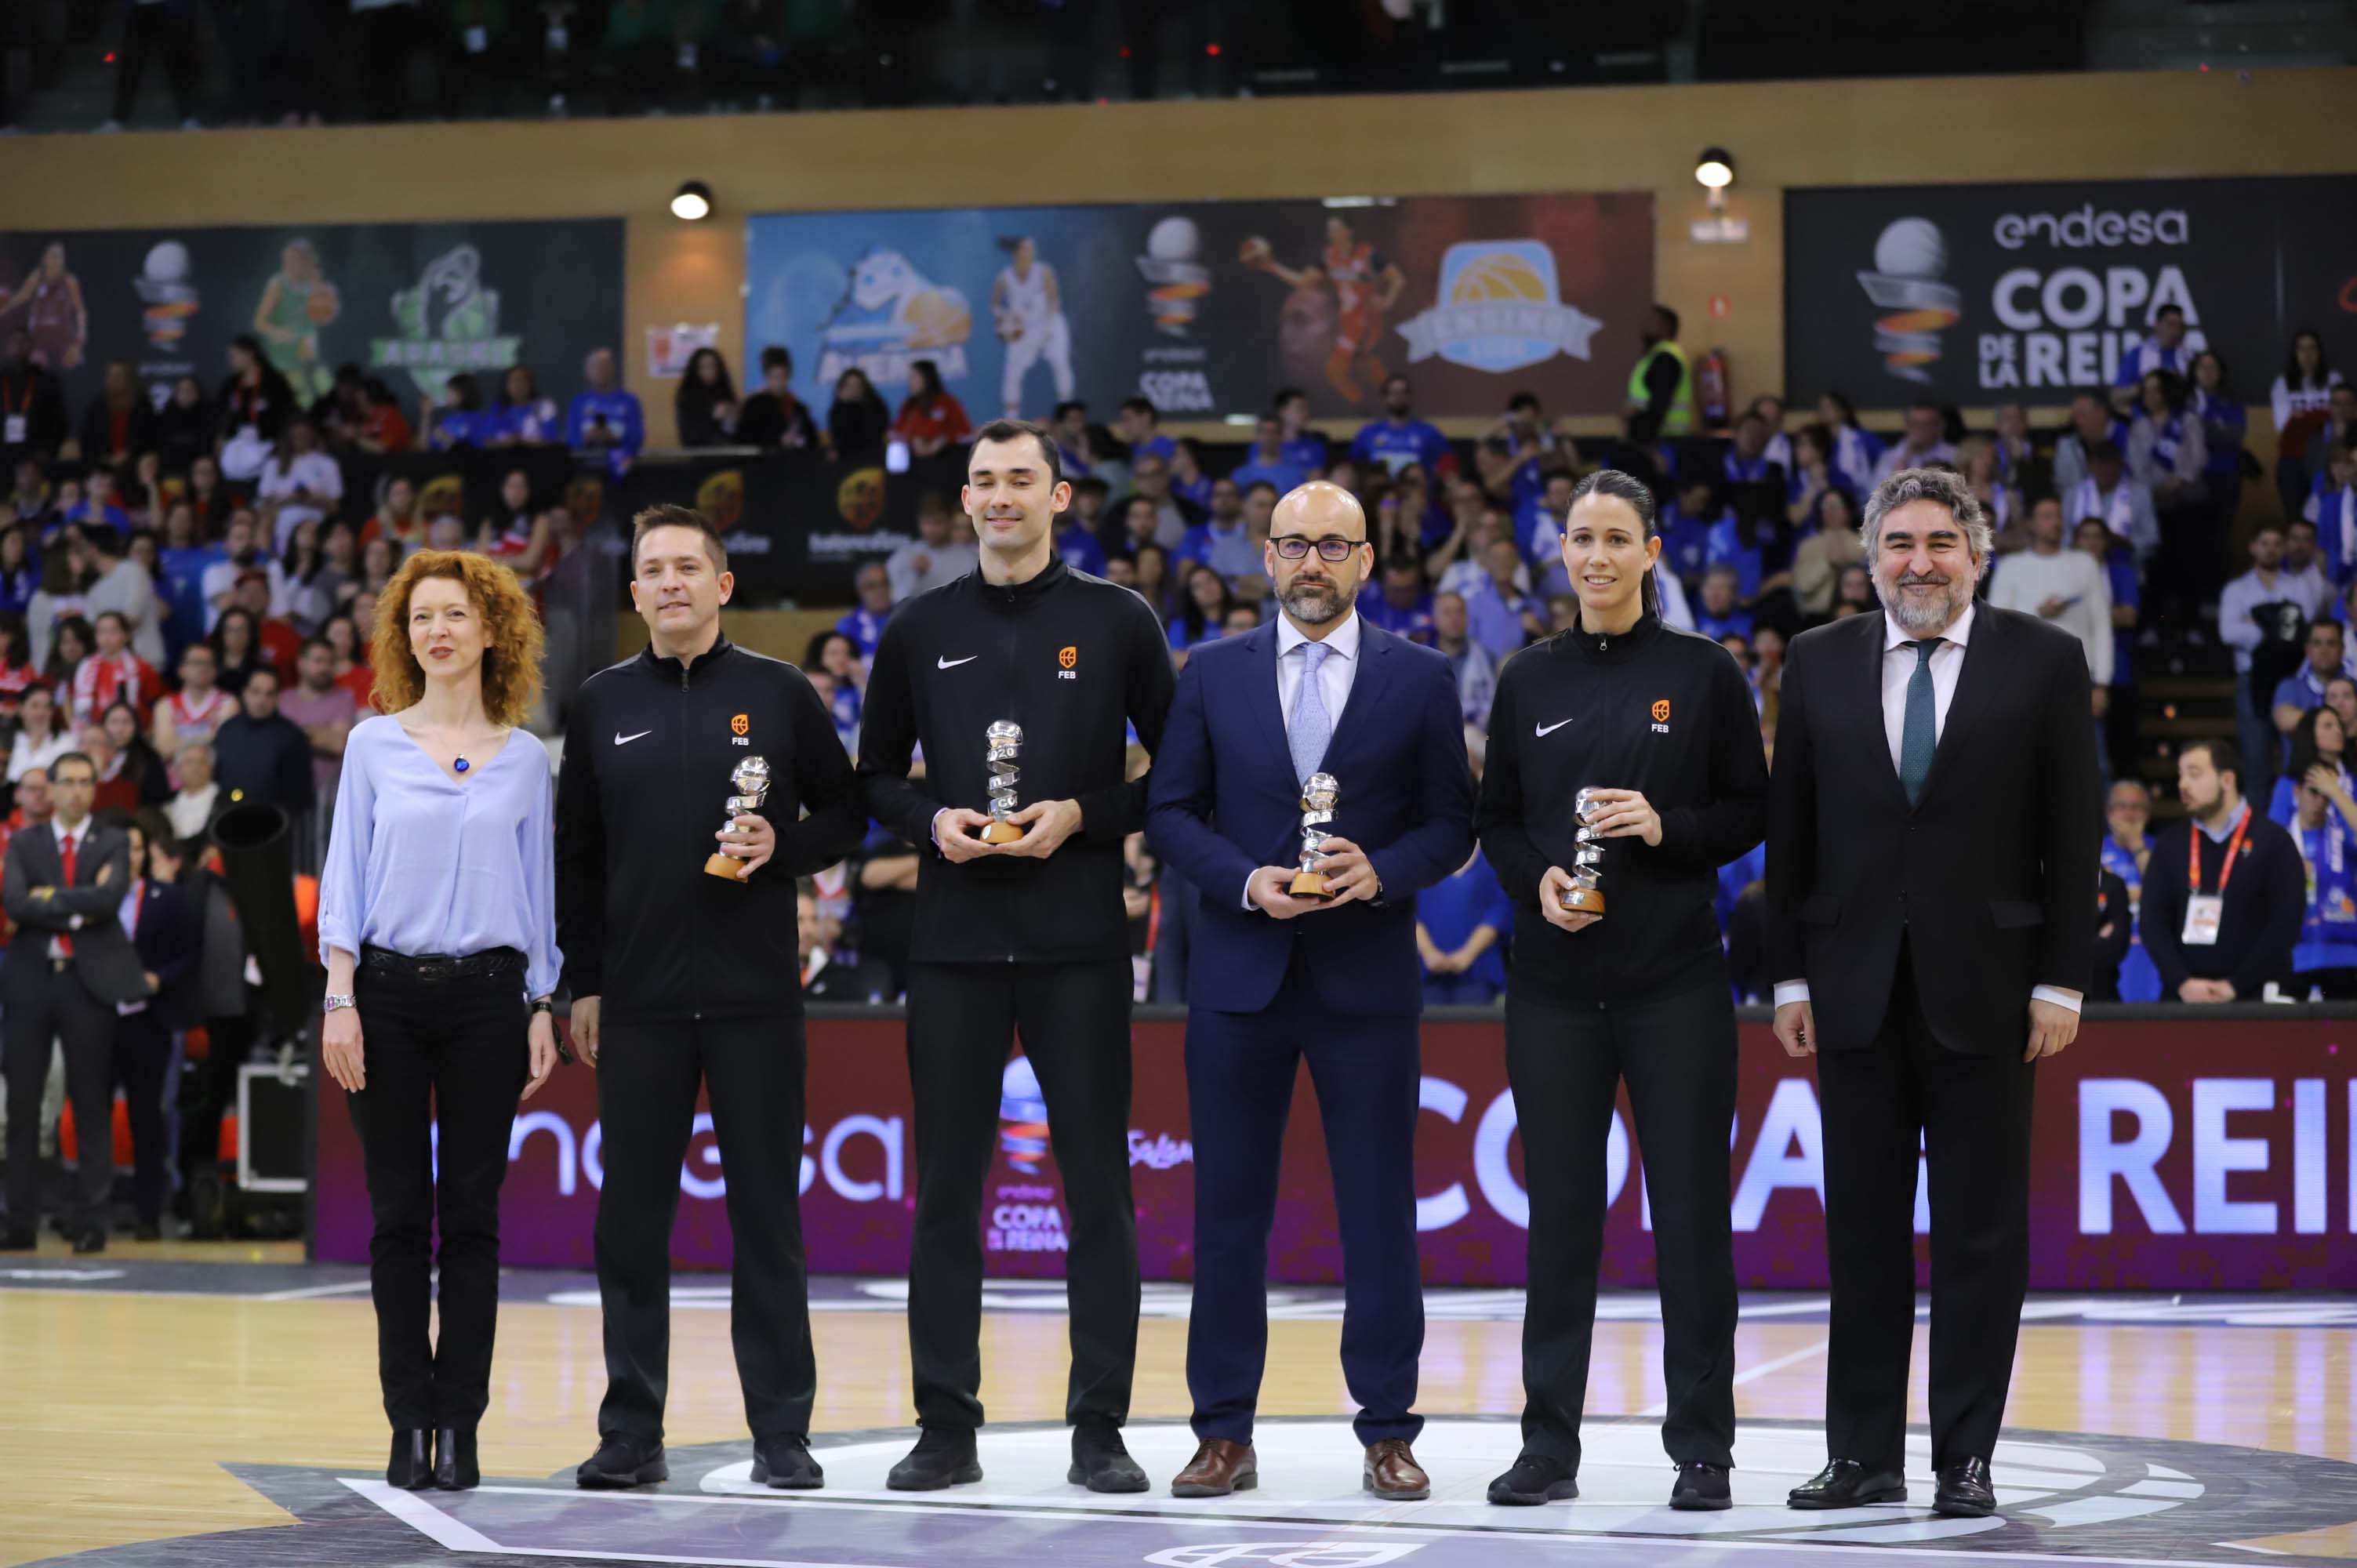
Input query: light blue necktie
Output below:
<box><xmin>1289</xmin><ymin>640</ymin><xmax>1333</xmax><ymax>786</ymax></box>
<box><xmin>1900</xmin><ymin>639</ymin><xmax>1940</xmax><ymax>807</ymax></box>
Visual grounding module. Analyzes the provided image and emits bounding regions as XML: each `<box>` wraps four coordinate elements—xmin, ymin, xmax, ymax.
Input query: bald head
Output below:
<box><xmin>1273</xmin><ymin>481</ymin><xmax>1367</xmax><ymax>542</ymax></box>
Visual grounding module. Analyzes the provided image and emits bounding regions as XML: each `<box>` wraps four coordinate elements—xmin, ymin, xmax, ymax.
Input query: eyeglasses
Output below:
<box><xmin>1270</xmin><ymin>535</ymin><xmax>1364</xmax><ymax>562</ymax></box>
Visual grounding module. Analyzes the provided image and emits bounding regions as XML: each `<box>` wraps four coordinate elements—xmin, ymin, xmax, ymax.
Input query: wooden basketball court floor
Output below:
<box><xmin>4</xmin><ymin>1242</ymin><xmax>2355</xmax><ymax>1568</ymax></box>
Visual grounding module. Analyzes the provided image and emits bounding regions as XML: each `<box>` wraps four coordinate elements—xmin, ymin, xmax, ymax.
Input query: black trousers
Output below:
<box><xmin>1505</xmin><ymin>965</ymin><xmax>1739</xmax><ymax>1470</ymax></box>
<box><xmin>594</xmin><ymin>1013</ymin><xmax>815</xmax><ymax>1446</ymax></box>
<box><xmin>112</xmin><ymin>1012</ymin><xmax>173</xmax><ymax>1227</ymax></box>
<box><xmin>3</xmin><ymin>960</ymin><xmax>117</xmax><ymax>1235</ymax></box>
<box><xmin>179</xmin><ymin>1011</ymin><xmax>252</xmax><ymax>1190</ymax></box>
<box><xmin>1815</xmin><ymin>940</ymin><xmax>2036</xmax><ymax>1473</ymax></box>
<box><xmin>905</xmin><ymin>960</ymin><xmax>1138</xmax><ymax>1431</ymax></box>
<box><xmin>344</xmin><ymin>965</ymin><xmax>528</xmax><ymax>1431</ymax></box>
<box><xmin>114</xmin><ymin>5</ymin><xmax>199</xmax><ymax>122</ymax></box>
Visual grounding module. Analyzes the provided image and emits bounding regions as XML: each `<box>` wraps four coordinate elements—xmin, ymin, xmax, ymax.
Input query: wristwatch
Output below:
<box><xmin>528</xmin><ymin>997</ymin><xmax>555</xmax><ymax>1016</ymax></box>
<box><xmin>324</xmin><ymin>993</ymin><xmax>357</xmax><ymax>1013</ymax></box>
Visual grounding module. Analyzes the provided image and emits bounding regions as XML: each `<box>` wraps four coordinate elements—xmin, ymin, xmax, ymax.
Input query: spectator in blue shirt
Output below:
<box><xmin>2099</xmin><ymin>779</ymin><xmax>2163</xmax><ymax>1003</ymax></box>
<box><xmin>492</xmin><ymin>365</ymin><xmax>564</xmax><ymax>446</ymax></box>
<box><xmin>2273</xmin><ymin>619</ymin><xmax>2353</xmax><ymax>748</ymax></box>
<box><xmin>1816</xmin><ymin>390</ymin><xmax>1885</xmax><ymax>497</ymax></box>
<box><xmin>1229</xmin><ymin>413</ymin><xmax>1308</xmax><ymax>498</ymax></box>
<box><xmin>1357</xmin><ymin>555</ymin><xmax>1435</xmax><ymax>644</ymax></box>
<box><xmin>1694</xmin><ymin>564</ymin><xmax>1753</xmax><ymax>641</ymax></box>
<box><xmin>1117</xmin><ymin>395</ymin><xmax>1174</xmax><ymax>467</ymax></box>
<box><xmin>1462</xmin><ymin>536</ymin><xmax>1538</xmax><ymax>662</ymax></box>
<box><xmin>566</xmin><ymin>347</ymin><xmax>645</xmax><ymax>476</ymax></box>
<box><xmin>1055</xmin><ymin>505</ymin><xmax>1108</xmax><ymax>578</ymax></box>
<box><xmin>2112</xmin><ymin>303</ymin><xmax>2196</xmax><ymax>401</ymax></box>
<box><xmin>2289</xmin><ymin>768</ymin><xmax>2357</xmax><ymax>996</ymax></box>
<box><xmin>1051</xmin><ymin>400</ymin><xmax>1099</xmax><ymax>481</ymax></box>
<box><xmin>1175</xmin><ymin>478</ymin><xmax>1261</xmax><ymax>583</ymax></box>
<box><xmin>429</xmin><ymin>372</ymin><xmax>496</xmax><ymax>451</ymax></box>
<box><xmin>2308</xmin><ymin>436</ymin><xmax>2357</xmax><ymax>583</ymax></box>
<box><xmin>1166</xmin><ymin>562</ymin><xmax>1232</xmax><ymax>655</ymax></box>
<box><xmin>1518</xmin><ymin>469</ymin><xmax>1578</xmax><ymax>569</ymax></box>
<box><xmin>1169</xmin><ymin>438</ymin><xmax>1215</xmax><ymax>511</ymax></box>
<box><xmin>836</xmin><ymin>563</ymin><xmax>894</xmax><ymax>659</ymax></box>
<box><xmin>2273</xmin><ymin>702</ymin><xmax>2355</xmax><ymax>826</ymax></box>
<box><xmin>1417</xmin><ymin>847</ymin><xmax>1512</xmax><ymax>1006</ymax></box>
<box><xmin>1274</xmin><ymin>387</ymin><xmax>1327</xmax><ymax>474</ymax></box>
<box><xmin>2191</xmin><ymin>350</ymin><xmax>2248</xmax><ymax>532</ymax></box>
<box><xmin>1658</xmin><ymin>479</ymin><xmax>1725</xmax><ymax>590</ymax></box>
<box><xmin>1350</xmin><ymin>374</ymin><xmax>1451</xmax><ymax>479</ymax></box>
<box><xmin>63</xmin><ymin>470</ymin><xmax>132</xmax><ymax>539</ymax></box>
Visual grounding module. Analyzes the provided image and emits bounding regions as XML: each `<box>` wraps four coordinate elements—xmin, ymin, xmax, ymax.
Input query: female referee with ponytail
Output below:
<box><xmin>1475</xmin><ymin>470</ymin><xmax>1769</xmax><ymax>1513</ymax></box>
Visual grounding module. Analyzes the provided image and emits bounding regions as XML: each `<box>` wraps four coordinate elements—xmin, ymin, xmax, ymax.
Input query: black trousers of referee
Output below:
<box><xmin>905</xmin><ymin>960</ymin><xmax>1138</xmax><ymax>1432</ymax></box>
<box><xmin>1505</xmin><ymin>964</ymin><xmax>1739</xmax><ymax>1472</ymax></box>
<box><xmin>594</xmin><ymin>1014</ymin><xmax>815</xmax><ymax>1446</ymax></box>
<box><xmin>1815</xmin><ymin>937</ymin><xmax>2036</xmax><ymax>1474</ymax></box>
<box><xmin>345</xmin><ymin>965</ymin><xmax>528</xmax><ymax>1431</ymax></box>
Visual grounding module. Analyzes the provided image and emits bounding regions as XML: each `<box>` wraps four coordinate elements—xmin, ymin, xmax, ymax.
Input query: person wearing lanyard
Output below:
<box><xmin>2137</xmin><ymin>739</ymin><xmax>2304</xmax><ymax>1006</ymax></box>
<box><xmin>317</xmin><ymin>549</ymin><xmax>564</xmax><ymax>1493</ymax></box>
<box><xmin>2098</xmin><ymin>780</ymin><xmax>2163</xmax><ymax>1004</ymax></box>
<box><xmin>2287</xmin><ymin>766</ymin><xmax>2357</xmax><ymax>998</ymax></box>
<box><xmin>1475</xmin><ymin>469</ymin><xmax>1767</xmax><ymax>1512</ymax></box>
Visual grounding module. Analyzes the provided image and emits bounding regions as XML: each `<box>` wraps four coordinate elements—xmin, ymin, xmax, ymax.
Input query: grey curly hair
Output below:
<box><xmin>1861</xmin><ymin>466</ymin><xmax>1995</xmax><ymax>561</ymax></box>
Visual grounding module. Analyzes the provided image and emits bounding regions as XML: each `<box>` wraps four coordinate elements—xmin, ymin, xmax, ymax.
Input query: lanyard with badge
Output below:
<box><xmin>2</xmin><ymin>376</ymin><xmax>27</xmax><ymax>448</ymax></box>
<box><xmin>2182</xmin><ymin>807</ymin><xmax>2251</xmax><ymax>946</ymax></box>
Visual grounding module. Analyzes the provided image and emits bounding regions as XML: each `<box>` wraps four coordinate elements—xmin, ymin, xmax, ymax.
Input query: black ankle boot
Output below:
<box><xmin>434</xmin><ymin>1428</ymin><xmax>478</xmax><ymax>1490</ymax></box>
<box><xmin>388</xmin><ymin>1429</ymin><xmax>434</xmax><ymax>1490</ymax></box>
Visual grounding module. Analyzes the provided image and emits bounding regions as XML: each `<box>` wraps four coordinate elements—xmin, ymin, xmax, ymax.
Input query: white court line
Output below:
<box><xmin>338</xmin><ymin>1478</ymin><xmax>2309</xmax><ymax>1568</ymax></box>
<box><xmin>253</xmin><ymin>1279</ymin><xmax>376</xmax><ymax>1301</ymax></box>
<box><xmin>1640</xmin><ymin>1337</ymin><xmax>1831</xmax><ymax>1419</ymax></box>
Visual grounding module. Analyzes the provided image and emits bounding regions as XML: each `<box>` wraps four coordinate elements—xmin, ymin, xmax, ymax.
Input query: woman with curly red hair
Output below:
<box><xmin>315</xmin><ymin>548</ymin><xmax>563</xmax><ymax>1494</ymax></box>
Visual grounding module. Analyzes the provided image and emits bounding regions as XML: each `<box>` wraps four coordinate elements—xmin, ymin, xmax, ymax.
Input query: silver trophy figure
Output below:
<box><xmin>981</xmin><ymin>720</ymin><xmax>1026</xmax><ymax>844</ymax></box>
<box><xmin>1560</xmin><ymin>786</ymin><xmax>1608</xmax><ymax>915</ymax></box>
<box><xmin>703</xmin><ymin>754</ymin><xmax>773</xmax><ymax>879</ymax></box>
<box><xmin>1290</xmin><ymin>771</ymin><xmax>1341</xmax><ymax>900</ymax></box>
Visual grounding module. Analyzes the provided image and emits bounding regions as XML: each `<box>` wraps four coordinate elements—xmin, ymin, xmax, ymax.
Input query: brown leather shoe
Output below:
<box><xmin>1364</xmin><ymin>1439</ymin><xmax>1430</xmax><ymax>1500</ymax></box>
<box><xmin>1171</xmin><ymin>1439</ymin><xmax>1258</xmax><ymax>1497</ymax></box>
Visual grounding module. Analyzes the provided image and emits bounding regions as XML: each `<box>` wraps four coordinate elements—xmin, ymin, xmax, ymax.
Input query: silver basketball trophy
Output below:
<box><xmin>703</xmin><ymin>755</ymin><xmax>772</xmax><ymax>880</ymax></box>
<box><xmin>1290</xmin><ymin>771</ymin><xmax>1340</xmax><ymax>900</ymax></box>
<box><xmin>981</xmin><ymin>720</ymin><xmax>1026</xmax><ymax>844</ymax></box>
<box><xmin>1560</xmin><ymin>786</ymin><xmax>1608</xmax><ymax>915</ymax></box>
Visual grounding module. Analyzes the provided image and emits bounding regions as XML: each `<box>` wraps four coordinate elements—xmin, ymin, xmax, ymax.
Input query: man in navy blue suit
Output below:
<box><xmin>1146</xmin><ymin>481</ymin><xmax>1474</xmax><ymax>1501</ymax></box>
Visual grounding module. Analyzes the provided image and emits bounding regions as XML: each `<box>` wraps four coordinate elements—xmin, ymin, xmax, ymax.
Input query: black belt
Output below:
<box><xmin>361</xmin><ymin>945</ymin><xmax>525</xmax><ymax>982</ymax></box>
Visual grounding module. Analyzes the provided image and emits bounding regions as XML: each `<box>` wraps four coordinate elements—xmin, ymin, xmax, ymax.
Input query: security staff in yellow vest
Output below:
<box><xmin>1627</xmin><ymin>304</ymin><xmax>1695</xmax><ymax>445</ymax></box>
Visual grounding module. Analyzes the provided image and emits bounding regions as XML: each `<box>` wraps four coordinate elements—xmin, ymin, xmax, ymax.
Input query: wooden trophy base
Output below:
<box><xmin>704</xmin><ymin>852</ymin><xmax>746</xmax><ymax>880</ymax></box>
<box><xmin>980</xmin><ymin>820</ymin><xmax>1027</xmax><ymax>845</ymax></box>
<box><xmin>1288</xmin><ymin>870</ymin><xmax>1332</xmax><ymax>901</ymax></box>
<box><xmin>1559</xmin><ymin>885</ymin><xmax>1606</xmax><ymax>915</ymax></box>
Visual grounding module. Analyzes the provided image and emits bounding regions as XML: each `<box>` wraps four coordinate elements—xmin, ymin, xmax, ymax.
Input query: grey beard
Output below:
<box><xmin>1876</xmin><ymin>574</ymin><xmax>1970</xmax><ymax>636</ymax></box>
<box><xmin>1281</xmin><ymin>582</ymin><xmax>1348</xmax><ymax>625</ymax></box>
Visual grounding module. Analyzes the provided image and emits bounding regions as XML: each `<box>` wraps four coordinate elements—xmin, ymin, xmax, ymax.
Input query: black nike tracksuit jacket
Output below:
<box><xmin>856</xmin><ymin>558</ymin><xmax>1176</xmax><ymax>962</ymax></box>
<box><xmin>554</xmin><ymin>636</ymin><xmax>868</xmax><ymax>1019</ymax></box>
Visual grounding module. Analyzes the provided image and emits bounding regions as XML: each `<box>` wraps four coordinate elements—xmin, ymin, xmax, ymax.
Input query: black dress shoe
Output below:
<box><xmin>1069</xmin><ymin>1422</ymin><xmax>1149</xmax><ymax>1494</ymax></box>
<box><xmin>1671</xmin><ymin>1461</ymin><xmax>1732</xmax><ymax>1512</ymax></box>
<box><xmin>72</xmin><ymin>1229</ymin><xmax>106</xmax><ymax>1254</ymax></box>
<box><xmin>1487</xmin><ymin>1453</ymin><xmax>1578</xmax><ymax>1506</ymax></box>
<box><xmin>1934</xmin><ymin>1457</ymin><xmax>1996</xmax><ymax>1518</ymax></box>
<box><xmin>0</xmin><ymin>1225</ymin><xmax>35</xmax><ymax>1251</ymax></box>
<box><xmin>133</xmin><ymin>1220</ymin><xmax>163</xmax><ymax>1242</ymax></box>
<box><xmin>387</xmin><ymin>1429</ymin><xmax>434</xmax><ymax>1490</ymax></box>
<box><xmin>1789</xmin><ymin>1457</ymin><xmax>1906</xmax><ymax>1509</ymax></box>
<box><xmin>434</xmin><ymin>1428</ymin><xmax>478</xmax><ymax>1490</ymax></box>
<box><xmin>751</xmin><ymin>1434</ymin><xmax>823</xmax><ymax>1490</ymax></box>
<box><xmin>576</xmin><ymin>1436</ymin><xmax>668</xmax><ymax>1490</ymax></box>
<box><xmin>886</xmin><ymin>1427</ymin><xmax>982</xmax><ymax>1491</ymax></box>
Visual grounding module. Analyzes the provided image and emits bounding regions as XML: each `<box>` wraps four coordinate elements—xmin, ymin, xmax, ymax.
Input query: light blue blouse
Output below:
<box><xmin>316</xmin><ymin>715</ymin><xmax>561</xmax><ymax>1000</ymax></box>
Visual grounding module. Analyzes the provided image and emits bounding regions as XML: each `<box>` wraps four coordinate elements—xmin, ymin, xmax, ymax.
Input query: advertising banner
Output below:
<box><xmin>746</xmin><ymin>194</ymin><xmax>1655</xmax><ymax>424</ymax></box>
<box><xmin>313</xmin><ymin>1009</ymin><xmax>2357</xmax><ymax>1291</ymax></box>
<box><xmin>0</xmin><ymin>219</ymin><xmax>625</xmax><ymax>415</ymax></box>
<box><xmin>1783</xmin><ymin>177</ymin><xmax>2357</xmax><ymax>405</ymax></box>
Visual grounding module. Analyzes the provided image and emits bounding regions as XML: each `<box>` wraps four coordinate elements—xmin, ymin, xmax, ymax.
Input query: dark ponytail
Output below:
<box><xmin>1568</xmin><ymin>468</ymin><xmax>1663</xmax><ymax>617</ymax></box>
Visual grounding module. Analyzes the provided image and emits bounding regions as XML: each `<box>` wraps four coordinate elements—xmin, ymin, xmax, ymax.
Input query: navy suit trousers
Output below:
<box><xmin>1186</xmin><ymin>948</ymin><xmax>1423</xmax><ymax>1446</ymax></box>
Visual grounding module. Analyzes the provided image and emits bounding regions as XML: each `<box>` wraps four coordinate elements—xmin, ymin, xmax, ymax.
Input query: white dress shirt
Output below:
<box><xmin>1775</xmin><ymin>601</ymin><xmax>2081</xmax><ymax>1015</ymax></box>
<box><xmin>1244</xmin><ymin>612</ymin><xmax>1364</xmax><ymax>909</ymax></box>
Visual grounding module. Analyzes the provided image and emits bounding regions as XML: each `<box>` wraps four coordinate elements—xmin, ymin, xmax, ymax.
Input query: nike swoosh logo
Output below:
<box><xmin>1534</xmin><ymin>719</ymin><xmax>1574</xmax><ymax>738</ymax></box>
<box><xmin>937</xmin><ymin>655</ymin><xmax>979</xmax><ymax>670</ymax></box>
<box><xmin>614</xmin><ymin>730</ymin><xmax>652</xmax><ymax>746</ymax></box>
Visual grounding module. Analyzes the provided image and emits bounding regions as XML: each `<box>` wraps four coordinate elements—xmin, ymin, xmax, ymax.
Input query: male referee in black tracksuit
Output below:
<box><xmin>557</xmin><ymin>504</ymin><xmax>867</xmax><ymax>1493</ymax></box>
<box><xmin>858</xmin><ymin>418</ymin><xmax>1175</xmax><ymax>1494</ymax></box>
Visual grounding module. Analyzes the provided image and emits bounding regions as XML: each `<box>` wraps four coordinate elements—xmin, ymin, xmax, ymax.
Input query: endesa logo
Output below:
<box><xmin>1992</xmin><ymin>205</ymin><xmax>2190</xmax><ymax>250</ymax></box>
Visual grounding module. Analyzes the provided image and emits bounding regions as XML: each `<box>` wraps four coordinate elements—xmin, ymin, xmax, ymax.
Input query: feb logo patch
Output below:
<box><xmin>731</xmin><ymin>713</ymin><xmax>750</xmax><ymax>736</ymax></box>
<box><xmin>1059</xmin><ymin>645</ymin><xmax>1077</xmax><ymax>670</ymax></box>
<box><xmin>1652</xmin><ymin>699</ymin><xmax>1672</xmax><ymax>723</ymax></box>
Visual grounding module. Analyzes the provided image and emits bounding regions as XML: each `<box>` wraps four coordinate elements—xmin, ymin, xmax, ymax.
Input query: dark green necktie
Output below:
<box><xmin>1901</xmin><ymin>639</ymin><xmax>1940</xmax><ymax>806</ymax></box>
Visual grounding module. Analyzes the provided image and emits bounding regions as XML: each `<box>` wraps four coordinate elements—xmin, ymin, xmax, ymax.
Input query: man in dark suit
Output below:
<box><xmin>115</xmin><ymin>814</ymin><xmax>198</xmax><ymax>1240</ymax></box>
<box><xmin>1767</xmin><ymin>467</ymin><xmax>2100</xmax><ymax>1519</ymax></box>
<box><xmin>1146</xmin><ymin>481</ymin><xmax>1474</xmax><ymax>1501</ymax></box>
<box><xmin>1</xmin><ymin>753</ymin><xmax>151</xmax><ymax>1252</ymax></box>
